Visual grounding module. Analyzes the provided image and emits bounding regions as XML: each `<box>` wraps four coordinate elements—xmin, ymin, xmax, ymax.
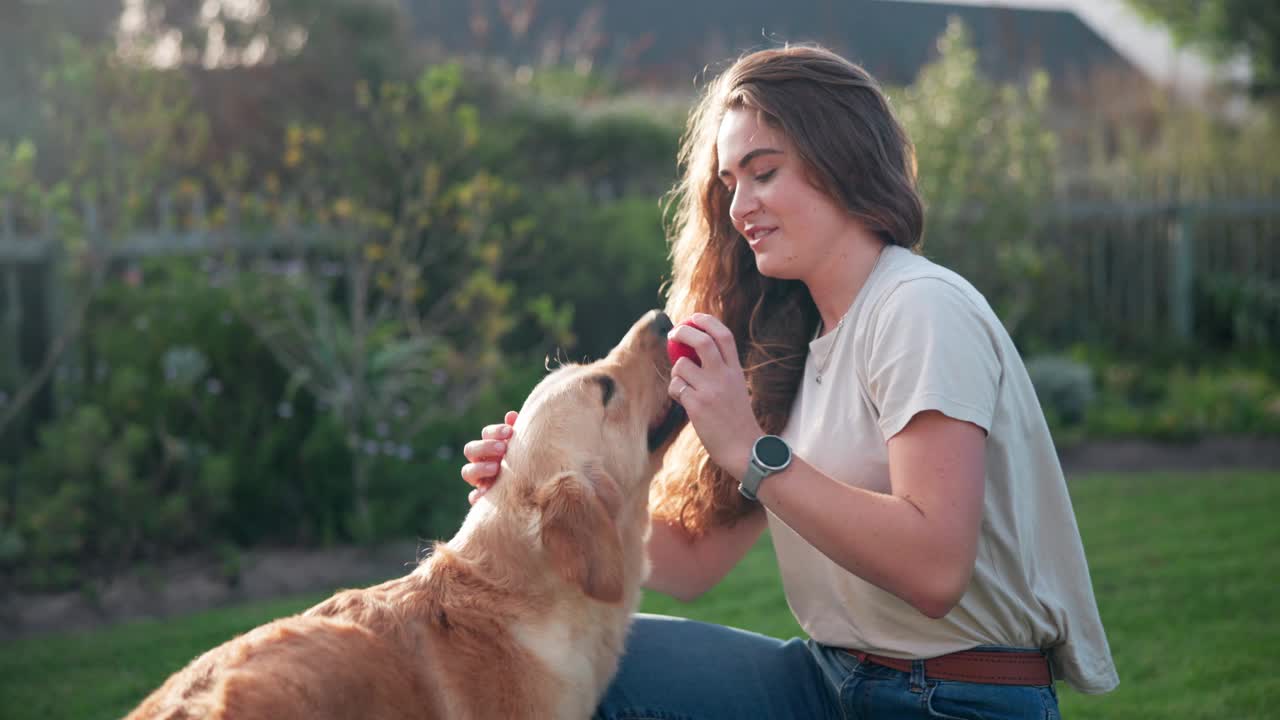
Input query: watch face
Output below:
<box><xmin>755</xmin><ymin>435</ymin><xmax>790</xmax><ymax>469</ymax></box>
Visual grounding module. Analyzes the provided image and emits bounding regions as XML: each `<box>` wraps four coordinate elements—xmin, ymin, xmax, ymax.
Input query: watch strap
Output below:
<box><xmin>739</xmin><ymin>459</ymin><xmax>768</xmax><ymax>501</ymax></box>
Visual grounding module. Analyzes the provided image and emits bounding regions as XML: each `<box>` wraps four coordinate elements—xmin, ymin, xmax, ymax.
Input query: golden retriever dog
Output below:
<box><xmin>126</xmin><ymin>310</ymin><xmax>686</xmax><ymax>720</ymax></box>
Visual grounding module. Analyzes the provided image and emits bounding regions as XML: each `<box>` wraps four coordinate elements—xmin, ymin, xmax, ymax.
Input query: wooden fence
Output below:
<box><xmin>923</xmin><ymin>199</ymin><xmax>1280</xmax><ymax>352</ymax></box>
<box><xmin>0</xmin><ymin>192</ymin><xmax>346</xmax><ymax>402</ymax></box>
<box><xmin>1089</xmin><ymin>200</ymin><xmax>1277</xmax><ymax>347</ymax></box>
<box><xmin>2</xmin><ymin>193</ymin><xmax>1279</xmax><ymax>411</ymax></box>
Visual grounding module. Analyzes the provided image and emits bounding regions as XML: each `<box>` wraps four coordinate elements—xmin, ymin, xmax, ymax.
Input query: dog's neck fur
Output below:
<box><xmin>408</xmin><ymin>463</ymin><xmax>651</xmax><ymax>718</ymax></box>
<box><xmin>438</xmin><ymin>462</ymin><xmax>651</xmax><ymax>597</ymax></box>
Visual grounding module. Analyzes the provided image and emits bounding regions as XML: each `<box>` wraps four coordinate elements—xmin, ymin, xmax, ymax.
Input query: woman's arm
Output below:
<box><xmin>643</xmin><ymin>508</ymin><xmax>768</xmax><ymax>602</ymax></box>
<box><xmin>754</xmin><ymin>410</ymin><xmax>985</xmax><ymax>619</ymax></box>
<box><xmin>668</xmin><ymin>315</ymin><xmax>986</xmax><ymax>619</ymax></box>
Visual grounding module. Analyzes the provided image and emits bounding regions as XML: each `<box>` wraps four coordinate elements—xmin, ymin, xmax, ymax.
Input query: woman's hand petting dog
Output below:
<box><xmin>461</xmin><ymin>410</ymin><xmax>518</xmax><ymax>504</ymax></box>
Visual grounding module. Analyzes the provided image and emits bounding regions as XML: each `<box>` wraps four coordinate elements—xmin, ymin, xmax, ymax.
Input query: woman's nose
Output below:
<box><xmin>729</xmin><ymin>185</ymin><xmax>757</xmax><ymax>224</ymax></box>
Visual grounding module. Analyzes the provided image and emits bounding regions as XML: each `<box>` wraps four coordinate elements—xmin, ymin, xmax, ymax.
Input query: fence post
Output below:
<box><xmin>225</xmin><ymin>191</ymin><xmax>239</xmax><ymax>254</ymax></box>
<box><xmin>191</xmin><ymin>187</ymin><xmax>208</xmax><ymax>256</ymax></box>
<box><xmin>159</xmin><ymin>190</ymin><xmax>174</xmax><ymax>234</ymax></box>
<box><xmin>2</xmin><ymin>197</ymin><xmax>19</xmax><ymax>384</ymax></box>
<box><xmin>41</xmin><ymin>203</ymin><xmax>66</xmax><ymax>414</ymax></box>
<box><xmin>1169</xmin><ymin>206</ymin><xmax>1195</xmax><ymax>343</ymax></box>
<box><xmin>84</xmin><ymin>194</ymin><xmax>102</xmax><ymax>261</ymax></box>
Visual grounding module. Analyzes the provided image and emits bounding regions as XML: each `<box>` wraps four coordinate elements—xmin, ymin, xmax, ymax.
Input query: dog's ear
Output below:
<box><xmin>536</xmin><ymin>470</ymin><xmax>625</xmax><ymax>603</ymax></box>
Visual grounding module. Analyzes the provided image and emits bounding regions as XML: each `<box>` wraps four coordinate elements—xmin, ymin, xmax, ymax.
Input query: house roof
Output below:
<box><xmin>405</xmin><ymin>0</ymin><xmax>1150</xmax><ymax>93</ymax></box>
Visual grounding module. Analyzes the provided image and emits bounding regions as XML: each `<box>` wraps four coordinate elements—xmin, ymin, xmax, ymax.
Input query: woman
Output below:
<box><xmin>462</xmin><ymin>45</ymin><xmax>1117</xmax><ymax>719</ymax></box>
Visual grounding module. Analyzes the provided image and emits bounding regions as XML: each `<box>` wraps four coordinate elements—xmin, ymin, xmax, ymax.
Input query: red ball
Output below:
<box><xmin>666</xmin><ymin>319</ymin><xmax>702</xmax><ymax>367</ymax></box>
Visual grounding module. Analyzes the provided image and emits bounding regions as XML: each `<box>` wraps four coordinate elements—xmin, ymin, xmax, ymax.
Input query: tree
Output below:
<box><xmin>1125</xmin><ymin>0</ymin><xmax>1280</xmax><ymax>95</ymax></box>
<box><xmin>896</xmin><ymin>19</ymin><xmax>1057</xmax><ymax>340</ymax></box>
<box><xmin>116</xmin><ymin>0</ymin><xmax>405</xmax><ymax>73</ymax></box>
<box><xmin>0</xmin><ymin>38</ymin><xmax>211</xmax><ymax>443</ymax></box>
<box><xmin>0</xmin><ymin>0</ymin><xmax>120</xmax><ymax>143</ymax></box>
<box><xmin>227</xmin><ymin>65</ymin><xmax>558</xmax><ymax>540</ymax></box>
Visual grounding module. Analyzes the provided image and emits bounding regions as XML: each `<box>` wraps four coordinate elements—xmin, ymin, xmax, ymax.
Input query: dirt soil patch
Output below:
<box><xmin>0</xmin><ymin>541</ymin><xmax>423</xmax><ymax>642</ymax></box>
<box><xmin>2</xmin><ymin>436</ymin><xmax>1277</xmax><ymax>642</ymax></box>
<box><xmin>1055</xmin><ymin>436</ymin><xmax>1280</xmax><ymax>474</ymax></box>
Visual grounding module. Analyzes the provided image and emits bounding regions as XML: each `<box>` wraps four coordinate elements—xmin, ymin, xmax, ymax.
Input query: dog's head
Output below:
<box><xmin>492</xmin><ymin>310</ymin><xmax>685</xmax><ymax>602</ymax></box>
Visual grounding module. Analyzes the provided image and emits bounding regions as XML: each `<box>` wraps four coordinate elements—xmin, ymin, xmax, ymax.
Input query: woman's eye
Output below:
<box><xmin>754</xmin><ymin>169</ymin><xmax>776</xmax><ymax>183</ymax></box>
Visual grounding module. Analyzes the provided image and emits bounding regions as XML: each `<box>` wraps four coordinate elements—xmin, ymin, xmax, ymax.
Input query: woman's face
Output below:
<box><xmin>715</xmin><ymin>106</ymin><xmax>857</xmax><ymax>281</ymax></box>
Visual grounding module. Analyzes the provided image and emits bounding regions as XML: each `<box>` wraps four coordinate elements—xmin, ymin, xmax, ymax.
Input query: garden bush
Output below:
<box><xmin>1026</xmin><ymin>355</ymin><xmax>1096</xmax><ymax>430</ymax></box>
<box><xmin>1089</xmin><ymin>363</ymin><xmax>1280</xmax><ymax>440</ymax></box>
<box><xmin>0</xmin><ymin>258</ymin><xmax>551</xmax><ymax>591</ymax></box>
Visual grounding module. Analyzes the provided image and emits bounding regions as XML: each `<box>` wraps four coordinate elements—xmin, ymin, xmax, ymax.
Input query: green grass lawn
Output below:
<box><xmin>2</xmin><ymin>471</ymin><xmax>1277</xmax><ymax>719</ymax></box>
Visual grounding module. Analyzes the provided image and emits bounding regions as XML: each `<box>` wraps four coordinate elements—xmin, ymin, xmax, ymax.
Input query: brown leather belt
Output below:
<box><xmin>848</xmin><ymin>649</ymin><xmax>1052</xmax><ymax>686</ymax></box>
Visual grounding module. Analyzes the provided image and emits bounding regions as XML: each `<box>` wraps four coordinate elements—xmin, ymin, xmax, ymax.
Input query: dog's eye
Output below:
<box><xmin>593</xmin><ymin>375</ymin><xmax>616</xmax><ymax>406</ymax></box>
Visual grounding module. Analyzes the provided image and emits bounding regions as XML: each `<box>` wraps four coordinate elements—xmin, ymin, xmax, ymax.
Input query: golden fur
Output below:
<box><xmin>125</xmin><ymin>311</ymin><xmax>684</xmax><ymax>720</ymax></box>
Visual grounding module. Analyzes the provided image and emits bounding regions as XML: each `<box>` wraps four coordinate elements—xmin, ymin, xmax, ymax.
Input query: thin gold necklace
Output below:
<box><xmin>813</xmin><ymin>314</ymin><xmax>846</xmax><ymax>385</ymax></box>
<box><xmin>813</xmin><ymin>247</ymin><xmax>885</xmax><ymax>385</ymax></box>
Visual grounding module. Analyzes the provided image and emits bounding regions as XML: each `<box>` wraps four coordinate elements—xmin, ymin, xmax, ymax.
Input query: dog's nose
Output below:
<box><xmin>650</xmin><ymin>310</ymin><xmax>673</xmax><ymax>337</ymax></box>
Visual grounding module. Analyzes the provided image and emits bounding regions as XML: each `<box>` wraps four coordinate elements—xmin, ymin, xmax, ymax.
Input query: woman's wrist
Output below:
<box><xmin>717</xmin><ymin>430</ymin><xmax>763</xmax><ymax>483</ymax></box>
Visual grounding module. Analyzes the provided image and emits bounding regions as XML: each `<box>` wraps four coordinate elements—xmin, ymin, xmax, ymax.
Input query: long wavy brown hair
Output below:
<box><xmin>650</xmin><ymin>45</ymin><xmax>925</xmax><ymax>537</ymax></box>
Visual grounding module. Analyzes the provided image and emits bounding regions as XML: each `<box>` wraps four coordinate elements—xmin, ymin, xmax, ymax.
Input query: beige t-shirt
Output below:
<box><xmin>770</xmin><ymin>245</ymin><xmax>1119</xmax><ymax>693</ymax></box>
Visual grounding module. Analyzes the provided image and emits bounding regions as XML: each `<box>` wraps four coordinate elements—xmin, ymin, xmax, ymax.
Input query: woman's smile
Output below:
<box><xmin>744</xmin><ymin>225</ymin><xmax>777</xmax><ymax>246</ymax></box>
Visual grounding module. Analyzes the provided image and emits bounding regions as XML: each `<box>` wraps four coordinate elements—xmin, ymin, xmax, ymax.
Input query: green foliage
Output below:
<box><xmin>899</xmin><ymin>19</ymin><xmax>1056</xmax><ymax>221</ymax></box>
<box><xmin>1125</xmin><ymin>0</ymin><xmax>1280</xmax><ymax>95</ymax></box>
<box><xmin>900</xmin><ymin>18</ymin><xmax>1280</xmax><ymax>360</ymax></box>
<box><xmin>1</xmin><ymin>34</ymin><xmax>686</xmax><ymax>583</ymax></box>
<box><xmin>0</xmin><ymin>0</ymin><xmax>119</xmax><ymax>144</ymax></box>
<box><xmin>501</xmin><ymin>190</ymin><xmax>671</xmax><ymax>360</ymax></box>
<box><xmin>119</xmin><ymin>0</ymin><xmax>407</xmax><ymax>78</ymax></box>
<box><xmin>6</xmin><ymin>261</ymin><xmax>285</xmax><ymax>588</ymax></box>
<box><xmin>522</xmin><ymin>64</ymin><xmax>622</xmax><ymax>100</ymax></box>
<box><xmin>1026</xmin><ymin>355</ymin><xmax>1096</xmax><ymax>430</ymax></box>
<box><xmin>1089</xmin><ymin>364</ymin><xmax>1280</xmax><ymax>440</ymax></box>
<box><xmin>896</xmin><ymin>19</ymin><xmax>1059</xmax><ymax>339</ymax></box>
<box><xmin>36</xmin><ymin>37</ymin><xmax>211</xmax><ymax>232</ymax></box>
<box><xmin>1025</xmin><ymin>345</ymin><xmax>1280</xmax><ymax>442</ymax></box>
<box><xmin>1</xmin><ymin>256</ymin><xmax>557</xmax><ymax>590</ymax></box>
<box><xmin>222</xmin><ymin>64</ymin><xmax>574</xmax><ymax>538</ymax></box>
<box><xmin>489</xmin><ymin>97</ymin><xmax>682</xmax><ymax>198</ymax></box>
<box><xmin>0</xmin><ymin>141</ymin><xmax>43</xmax><ymax>392</ymax></box>
<box><xmin>1199</xmin><ymin>270</ymin><xmax>1280</xmax><ymax>351</ymax></box>
<box><xmin>0</xmin><ymin>36</ymin><xmax>214</xmax><ymax>447</ymax></box>
<box><xmin>1086</xmin><ymin>95</ymin><xmax>1280</xmax><ymax>200</ymax></box>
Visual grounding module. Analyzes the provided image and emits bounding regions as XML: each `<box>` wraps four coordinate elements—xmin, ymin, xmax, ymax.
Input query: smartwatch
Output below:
<box><xmin>738</xmin><ymin>435</ymin><xmax>793</xmax><ymax>501</ymax></box>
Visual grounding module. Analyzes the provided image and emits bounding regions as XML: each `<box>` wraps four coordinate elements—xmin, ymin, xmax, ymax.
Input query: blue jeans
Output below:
<box><xmin>594</xmin><ymin>615</ymin><xmax>1061</xmax><ymax>720</ymax></box>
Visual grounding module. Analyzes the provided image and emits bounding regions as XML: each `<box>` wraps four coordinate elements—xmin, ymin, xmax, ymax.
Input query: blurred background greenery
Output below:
<box><xmin>0</xmin><ymin>0</ymin><xmax>1277</xmax><ymax>603</ymax></box>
